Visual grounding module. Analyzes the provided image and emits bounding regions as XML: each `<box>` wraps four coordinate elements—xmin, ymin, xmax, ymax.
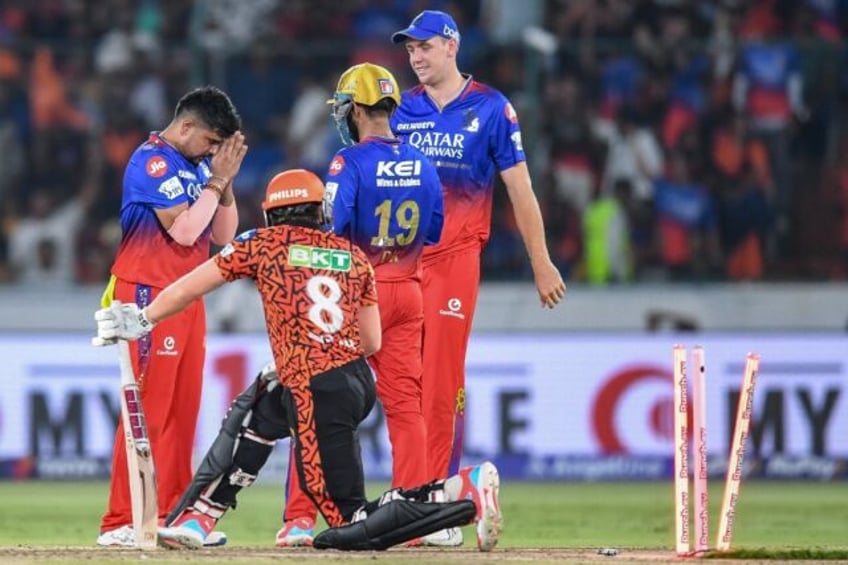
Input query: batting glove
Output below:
<box><xmin>92</xmin><ymin>300</ymin><xmax>155</xmax><ymax>346</ymax></box>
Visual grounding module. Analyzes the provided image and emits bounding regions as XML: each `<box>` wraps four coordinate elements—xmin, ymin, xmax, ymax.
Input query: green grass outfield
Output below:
<box><xmin>0</xmin><ymin>480</ymin><xmax>846</xmax><ymax>563</ymax></box>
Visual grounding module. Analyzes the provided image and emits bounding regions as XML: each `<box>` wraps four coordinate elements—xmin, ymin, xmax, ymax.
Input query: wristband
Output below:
<box><xmin>138</xmin><ymin>308</ymin><xmax>156</xmax><ymax>330</ymax></box>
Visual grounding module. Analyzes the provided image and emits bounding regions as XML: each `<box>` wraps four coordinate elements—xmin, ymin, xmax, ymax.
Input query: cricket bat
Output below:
<box><xmin>117</xmin><ymin>339</ymin><xmax>158</xmax><ymax>549</ymax></box>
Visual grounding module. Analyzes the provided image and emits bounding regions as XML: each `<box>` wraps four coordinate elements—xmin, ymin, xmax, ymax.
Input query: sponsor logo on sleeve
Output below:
<box><xmin>328</xmin><ymin>155</ymin><xmax>345</xmax><ymax>176</ymax></box>
<box><xmin>158</xmin><ymin>177</ymin><xmax>184</xmax><ymax>199</ymax></box>
<box><xmin>146</xmin><ymin>156</ymin><xmax>168</xmax><ymax>177</ymax></box>
<box><xmin>324</xmin><ymin>182</ymin><xmax>338</xmax><ymax>204</ymax></box>
<box><xmin>505</xmin><ymin>102</ymin><xmax>519</xmax><ymax>124</ymax></box>
<box><xmin>511</xmin><ymin>131</ymin><xmax>524</xmax><ymax>152</ymax></box>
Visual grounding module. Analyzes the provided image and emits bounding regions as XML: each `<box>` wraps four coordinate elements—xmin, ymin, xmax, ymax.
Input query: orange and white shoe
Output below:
<box><xmin>275</xmin><ymin>517</ymin><xmax>315</xmax><ymax>547</ymax></box>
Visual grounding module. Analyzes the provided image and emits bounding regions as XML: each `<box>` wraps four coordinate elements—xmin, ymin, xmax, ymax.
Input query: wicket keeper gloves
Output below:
<box><xmin>92</xmin><ymin>300</ymin><xmax>155</xmax><ymax>346</ymax></box>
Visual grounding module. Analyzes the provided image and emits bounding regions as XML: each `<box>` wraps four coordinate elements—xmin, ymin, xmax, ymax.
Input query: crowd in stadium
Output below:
<box><xmin>0</xmin><ymin>0</ymin><xmax>846</xmax><ymax>287</ymax></box>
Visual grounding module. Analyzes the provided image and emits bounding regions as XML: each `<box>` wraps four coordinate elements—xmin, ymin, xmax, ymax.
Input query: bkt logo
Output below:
<box><xmin>376</xmin><ymin>160</ymin><xmax>421</xmax><ymax>177</ymax></box>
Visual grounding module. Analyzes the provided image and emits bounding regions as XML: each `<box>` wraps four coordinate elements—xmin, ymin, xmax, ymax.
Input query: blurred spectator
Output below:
<box><xmin>596</xmin><ymin>105</ymin><xmax>664</xmax><ymax>202</ymax></box>
<box><xmin>128</xmin><ymin>40</ymin><xmax>169</xmax><ymax>130</ymax></box>
<box><xmin>583</xmin><ymin>179</ymin><xmax>633</xmax><ymax>285</ymax></box>
<box><xmin>715</xmin><ymin>161</ymin><xmax>770</xmax><ymax>280</ymax></box>
<box><xmin>732</xmin><ymin>12</ymin><xmax>808</xmax><ymax>257</ymax></box>
<box><xmin>662</xmin><ymin>50</ymin><xmax>710</xmax><ymax>150</ymax></box>
<box><xmin>653</xmin><ymin>152</ymin><xmax>721</xmax><ymax>280</ymax></box>
<box><xmin>7</xmin><ymin>179</ymin><xmax>97</xmax><ymax>287</ymax></box>
<box><xmin>226</xmin><ymin>35</ymin><xmax>297</xmax><ymax>143</ymax></box>
<box><xmin>193</xmin><ymin>0</ymin><xmax>277</xmax><ymax>54</ymax></box>
<box><xmin>545</xmin><ymin>72</ymin><xmax>604</xmax><ymax>214</ymax></box>
<box><xmin>285</xmin><ymin>71</ymin><xmax>339</xmax><ymax>173</ymax></box>
<box><xmin>481</xmin><ymin>0</ymin><xmax>543</xmax><ymax>45</ymax></box>
<box><xmin>0</xmin><ymin>79</ymin><xmax>26</xmax><ymax>210</ymax></box>
<box><xmin>0</xmin><ymin>0</ymin><xmax>846</xmax><ymax>286</ymax></box>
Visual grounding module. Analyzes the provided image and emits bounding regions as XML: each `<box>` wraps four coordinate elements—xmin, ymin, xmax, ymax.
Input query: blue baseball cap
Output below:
<box><xmin>391</xmin><ymin>10</ymin><xmax>461</xmax><ymax>44</ymax></box>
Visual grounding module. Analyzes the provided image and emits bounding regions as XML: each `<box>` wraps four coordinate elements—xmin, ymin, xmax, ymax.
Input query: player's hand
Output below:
<box><xmin>533</xmin><ymin>258</ymin><xmax>566</xmax><ymax>309</ymax></box>
<box><xmin>91</xmin><ymin>301</ymin><xmax>155</xmax><ymax>346</ymax></box>
<box><xmin>211</xmin><ymin>131</ymin><xmax>248</xmax><ymax>182</ymax></box>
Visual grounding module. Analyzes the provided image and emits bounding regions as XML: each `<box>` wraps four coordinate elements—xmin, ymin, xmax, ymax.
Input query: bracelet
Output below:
<box><xmin>209</xmin><ymin>175</ymin><xmax>230</xmax><ymax>186</ymax></box>
<box><xmin>205</xmin><ymin>181</ymin><xmax>225</xmax><ymax>199</ymax></box>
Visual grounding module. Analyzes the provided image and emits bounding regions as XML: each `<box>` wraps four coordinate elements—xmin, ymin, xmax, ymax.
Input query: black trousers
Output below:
<box><xmin>267</xmin><ymin>357</ymin><xmax>376</xmax><ymax>525</ymax></box>
<box><xmin>167</xmin><ymin>357</ymin><xmax>376</xmax><ymax>527</ymax></box>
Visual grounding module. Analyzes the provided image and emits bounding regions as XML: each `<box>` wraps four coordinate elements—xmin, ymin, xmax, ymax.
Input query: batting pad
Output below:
<box><xmin>313</xmin><ymin>499</ymin><xmax>476</xmax><ymax>550</ymax></box>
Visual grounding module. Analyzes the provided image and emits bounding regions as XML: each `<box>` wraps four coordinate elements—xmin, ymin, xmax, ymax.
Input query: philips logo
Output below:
<box><xmin>268</xmin><ymin>188</ymin><xmax>308</xmax><ymax>202</ymax></box>
<box><xmin>376</xmin><ymin>160</ymin><xmax>422</xmax><ymax>177</ymax></box>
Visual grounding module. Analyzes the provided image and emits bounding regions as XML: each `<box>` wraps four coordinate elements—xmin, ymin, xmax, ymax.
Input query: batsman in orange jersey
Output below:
<box><xmin>93</xmin><ymin>170</ymin><xmax>504</xmax><ymax>552</ymax></box>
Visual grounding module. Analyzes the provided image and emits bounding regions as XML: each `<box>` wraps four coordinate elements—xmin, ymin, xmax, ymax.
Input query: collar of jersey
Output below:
<box><xmin>361</xmin><ymin>135</ymin><xmax>399</xmax><ymax>145</ymax></box>
<box><xmin>423</xmin><ymin>73</ymin><xmax>473</xmax><ymax>112</ymax></box>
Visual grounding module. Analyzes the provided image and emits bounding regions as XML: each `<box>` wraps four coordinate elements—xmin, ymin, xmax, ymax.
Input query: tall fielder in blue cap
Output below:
<box><xmin>390</xmin><ymin>10</ymin><xmax>567</xmax><ymax>546</ymax></box>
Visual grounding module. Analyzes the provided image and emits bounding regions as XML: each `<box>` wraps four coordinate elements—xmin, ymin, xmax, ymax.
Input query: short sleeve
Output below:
<box><xmin>128</xmin><ymin>152</ymin><xmax>191</xmax><ymax>209</ymax></box>
<box><xmin>326</xmin><ymin>151</ymin><xmax>359</xmax><ymax>238</ymax></box>
<box><xmin>214</xmin><ymin>229</ymin><xmax>260</xmax><ymax>281</ymax></box>
<box><xmin>489</xmin><ymin>96</ymin><xmax>527</xmax><ymax>172</ymax></box>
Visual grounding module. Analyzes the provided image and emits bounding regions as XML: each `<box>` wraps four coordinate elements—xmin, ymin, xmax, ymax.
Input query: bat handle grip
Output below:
<box><xmin>118</xmin><ymin>340</ymin><xmax>137</xmax><ymax>387</ymax></box>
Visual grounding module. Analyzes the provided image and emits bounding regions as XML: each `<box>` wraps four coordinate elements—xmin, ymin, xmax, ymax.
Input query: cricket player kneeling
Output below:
<box><xmin>154</xmin><ymin>361</ymin><xmax>502</xmax><ymax>551</ymax></box>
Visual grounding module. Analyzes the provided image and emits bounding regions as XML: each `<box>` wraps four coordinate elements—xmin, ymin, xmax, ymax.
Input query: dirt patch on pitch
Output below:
<box><xmin>0</xmin><ymin>546</ymin><xmax>837</xmax><ymax>564</ymax></box>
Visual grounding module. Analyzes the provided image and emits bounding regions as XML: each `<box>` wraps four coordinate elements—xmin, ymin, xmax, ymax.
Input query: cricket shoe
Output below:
<box><xmin>96</xmin><ymin>525</ymin><xmax>135</xmax><ymax>547</ymax></box>
<box><xmin>421</xmin><ymin>526</ymin><xmax>464</xmax><ymax>547</ymax></box>
<box><xmin>157</xmin><ymin>509</ymin><xmax>219</xmax><ymax>550</ymax></box>
<box><xmin>275</xmin><ymin>517</ymin><xmax>315</xmax><ymax>547</ymax></box>
<box><xmin>413</xmin><ymin>482</ymin><xmax>463</xmax><ymax>547</ymax></box>
<box><xmin>158</xmin><ymin>518</ymin><xmax>228</xmax><ymax>547</ymax></box>
<box><xmin>449</xmin><ymin>461</ymin><xmax>502</xmax><ymax>551</ymax></box>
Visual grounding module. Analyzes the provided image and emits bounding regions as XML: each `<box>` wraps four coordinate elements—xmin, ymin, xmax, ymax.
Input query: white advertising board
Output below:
<box><xmin>0</xmin><ymin>333</ymin><xmax>845</xmax><ymax>480</ymax></box>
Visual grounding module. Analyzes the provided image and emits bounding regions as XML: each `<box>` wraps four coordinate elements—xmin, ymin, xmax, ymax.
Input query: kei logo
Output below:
<box><xmin>146</xmin><ymin>156</ymin><xmax>168</xmax><ymax>178</ymax></box>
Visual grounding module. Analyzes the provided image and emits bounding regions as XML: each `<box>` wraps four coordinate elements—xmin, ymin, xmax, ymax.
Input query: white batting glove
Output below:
<box><xmin>91</xmin><ymin>300</ymin><xmax>155</xmax><ymax>346</ymax></box>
